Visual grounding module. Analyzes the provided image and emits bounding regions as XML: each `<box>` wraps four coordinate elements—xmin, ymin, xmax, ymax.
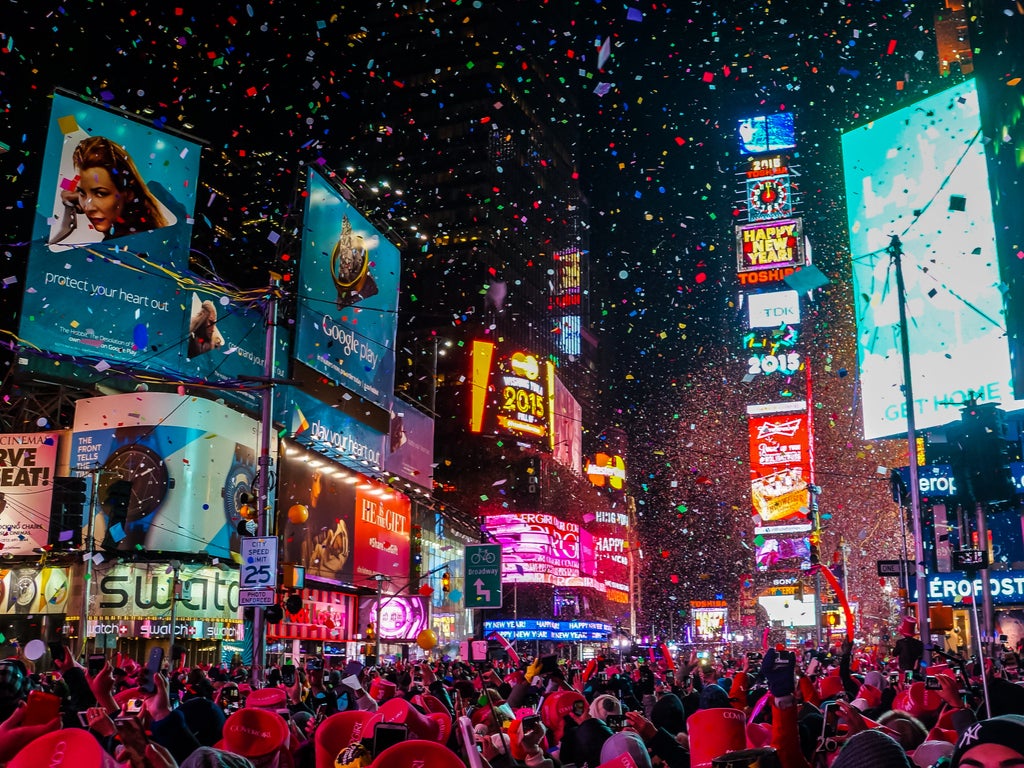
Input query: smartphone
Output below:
<box><xmin>138</xmin><ymin>646</ymin><xmax>164</xmax><ymax>694</ymax></box>
<box><xmin>820</xmin><ymin>701</ymin><xmax>840</xmax><ymax>740</ymax></box>
<box><xmin>48</xmin><ymin>642</ymin><xmax>66</xmax><ymax>664</ymax></box>
<box><xmin>372</xmin><ymin>722</ymin><xmax>408</xmax><ymax>756</ymax></box>
<box><xmin>342</xmin><ymin>673</ymin><xmax>363</xmax><ymax>690</ymax></box>
<box><xmin>889</xmin><ymin>672</ymin><xmax>900</xmax><ymax>685</ymax></box>
<box><xmin>522</xmin><ymin>714</ymin><xmax>542</xmax><ymax>731</ymax></box>
<box><xmin>77</xmin><ymin>711</ymin><xmax>91</xmax><ymax>728</ymax></box>
<box><xmin>904</xmin><ymin>670</ymin><xmax>914</xmax><ymax>684</ymax></box>
<box><xmin>88</xmin><ymin>653</ymin><xmax>107</xmax><ymax>677</ymax></box>
<box><xmin>606</xmin><ymin>714</ymin><xmax>626</xmax><ymax>732</ymax></box>
<box><xmin>23</xmin><ymin>690</ymin><xmax>61</xmax><ymax>726</ymax></box>
<box><xmin>281</xmin><ymin>663</ymin><xmax>296</xmax><ymax>687</ymax></box>
<box><xmin>925</xmin><ymin>675</ymin><xmax>940</xmax><ymax>690</ymax></box>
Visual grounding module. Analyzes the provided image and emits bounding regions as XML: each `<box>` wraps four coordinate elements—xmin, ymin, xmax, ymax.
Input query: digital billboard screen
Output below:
<box><xmin>18</xmin><ymin>93</ymin><xmax>278</xmax><ymax>411</ymax></box>
<box><xmin>295</xmin><ymin>167</ymin><xmax>401</xmax><ymax>411</ymax></box>
<box><xmin>358</xmin><ymin>595</ymin><xmax>428</xmax><ymax>641</ymax></box>
<box><xmin>748</xmin><ymin>404</ymin><xmax>811</xmax><ymax>531</ymax></box>
<box><xmin>72</xmin><ymin>392</ymin><xmax>265</xmax><ymax>558</ymax></box>
<box><xmin>738</xmin><ymin>113</ymin><xmax>796</xmax><ymax>155</ymax></box>
<box><xmin>842</xmin><ymin>78</ymin><xmax>1016</xmax><ymax>438</ymax></box>
<box><xmin>735</xmin><ymin>219</ymin><xmax>804</xmax><ymax>274</ymax></box>
<box><xmin>277</xmin><ymin>441</ymin><xmax>410</xmax><ymax>588</ymax></box>
<box><xmin>482</xmin><ymin>512</ymin><xmax>581</xmax><ymax>586</ymax></box>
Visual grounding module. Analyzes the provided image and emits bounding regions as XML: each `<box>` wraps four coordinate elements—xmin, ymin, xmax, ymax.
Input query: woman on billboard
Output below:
<box><xmin>49</xmin><ymin>136</ymin><xmax>173</xmax><ymax>244</ymax></box>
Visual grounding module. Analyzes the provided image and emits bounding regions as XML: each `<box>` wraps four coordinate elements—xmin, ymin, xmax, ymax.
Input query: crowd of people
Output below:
<box><xmin>0</xmin><ymin>624</ymin><xmax>1023</xmax><ymax>768</ymax></box>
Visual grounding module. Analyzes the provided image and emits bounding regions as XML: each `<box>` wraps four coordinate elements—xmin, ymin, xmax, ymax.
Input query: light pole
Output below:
<box><xmin>889</xmin><ymin>234</ymin><xmax>931</xmax><ymax>664</ymax></box>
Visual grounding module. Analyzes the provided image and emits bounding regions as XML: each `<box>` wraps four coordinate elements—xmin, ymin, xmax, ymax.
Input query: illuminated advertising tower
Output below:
<box><xmin>732</xmin><ymin>114</ymin><xmax>819</xmax><ymax>634</ymax></box>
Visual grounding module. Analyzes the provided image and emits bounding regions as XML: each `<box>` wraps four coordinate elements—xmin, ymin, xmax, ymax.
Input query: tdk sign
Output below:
<box><xmin>747</xmin><ymin>290</ymin><xmax>800</xmax><ymax>329</ymax></box>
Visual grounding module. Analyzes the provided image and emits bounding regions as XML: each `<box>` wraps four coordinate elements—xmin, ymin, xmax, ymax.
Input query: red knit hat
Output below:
<box><xmin>818</xmin><ymin>674</ymin><xmax>845</xmax><ymax>700</ymax></box>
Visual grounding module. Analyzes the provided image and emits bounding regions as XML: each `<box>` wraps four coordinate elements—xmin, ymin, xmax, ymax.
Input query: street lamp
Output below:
<box><xmin>611</xmin><ymin>627</ymin><xmax>631</xmax><ymax>665</ymax></box>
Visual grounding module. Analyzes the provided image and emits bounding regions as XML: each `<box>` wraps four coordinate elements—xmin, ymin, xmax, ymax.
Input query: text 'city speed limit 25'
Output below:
<box><xmin>240</xmin><ymin>537</ymin><xmax>279</xmax><ymax>590</ymax></box>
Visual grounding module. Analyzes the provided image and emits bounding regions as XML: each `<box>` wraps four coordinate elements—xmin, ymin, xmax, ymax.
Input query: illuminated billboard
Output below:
<box><xmin>17</xmin><ymin>93</ymin><xmax>280</xmax><ymax>412</ymax></box>
<box><xmin>747</xmin><ymin>290</ymin><xmax>800</xmax><ymax>329</ymax></box>
<box><xmin>295</xmin><ymin>166</ymin><xmax>401</xmax><ymax>411</ymax></box>
<box><xmin>551</xmin><ymin>374</ymin><xmax>582</xmax><ymax>472</ymax></box>
<box><xmin>736</xmin><ymin>219</ymin><xmax>804</xmax><ymax>274</ymax></box>
<box><xmin>842</xmin><ymin>78</ymin><xmax>1016</xmax><ymax>438</ymax></box>
<box><xmin>268</xmin><ymin>589</ymin><xmax>354</xmax><ymax>641</ymax></box>
<box><xmin>384</xmin><ymin>404</ymin><xmax>435</xmax><ymax>489</ymax></box>
<box><xmin>483</xmin><ymin>512</ymin><xmax>600</xmax><ymax>588</ymax></box>
<box><xmin>72</xmin><ymin>392</ymin><xmax>265</xmax><ymax>558</ymax></box>
<box><xmin>755</xmin><ymin>536</ymin><xmax>811</xmax><ymax>572</ymax></box>
<box><xmin>358</xmin><ymin>595</ymin><xmax>428</xmax><ymax>641</ymax></box>
<box><xmin>738</xmin><ymin>113</ymin><xmax>796</xmax><ymax>155</ymax></box>
<box><xmin>0</xmin><ymin>432</ymin><xmax>61</xmax><ymax>555</ymax></box>
<box><xmin>690</xmin><ymin>600</ymin><xmax>729</xmax><ymax>641</ymax></box>
<box><xmin>748</xmin><ymin>403</ymin><xmax>811</xmax><ymax>532</ymax></box>
<box><xmin>467</xmin><ymin>343</ymin><xmax>551</xmax><ymax>443</ymax></box>
<box><xmin>276</xmin><ymin>441</ymin><xmax>410</xmax><ymax>588</ymax></box>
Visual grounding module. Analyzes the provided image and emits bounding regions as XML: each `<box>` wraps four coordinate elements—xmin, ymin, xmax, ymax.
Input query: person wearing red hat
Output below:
<box><xmin>893</xmin><ymin>615</ymin><xmax>924</xmax><ymax>680</ymax></box>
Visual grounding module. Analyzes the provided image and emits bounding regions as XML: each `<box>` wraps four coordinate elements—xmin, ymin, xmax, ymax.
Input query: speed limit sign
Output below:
<box><xmin>240</xmin><ymin>537</ymin><xmax>279</xmax><ymax>590</ymax></box>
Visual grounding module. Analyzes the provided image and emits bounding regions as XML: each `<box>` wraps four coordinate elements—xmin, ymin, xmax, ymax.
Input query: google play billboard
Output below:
<box><xmin>842</xmin><ymin>79</ymin><xmax>1017</xmax><ymax>439</ymax></box>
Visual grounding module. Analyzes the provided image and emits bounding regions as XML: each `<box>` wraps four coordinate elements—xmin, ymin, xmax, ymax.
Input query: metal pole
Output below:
<box><xmin>251</xmin><ymin>277</ymin><xmax>280</xmax><ymax>686</ymax></box>
<box><xmin>78</xmin><ymin>472</ymin><xmax>98</xmax><ymax>658</ymax></box>
<box><xmin>375</xmin><ymin>575</ymin><xmax>384</xmax><ymax>662</ymax></box>
<box><xmin>974</xmin><ymin>501</ymin><xmax>995</xmax><ymax>651</ymax></box>
<box><xmin>168</xmin><ymin>562</ymin><xmax>180</xmax><ymax>660</ymax></box>
<box><xmin>889</xmin><ymin>235</ymin><xmax>931</xmax><ymax>665</ymax></box>
<box><xmin>969</xmin><ymin>590</ymin><xmax>992</xmax><ymax>717</ymax></box>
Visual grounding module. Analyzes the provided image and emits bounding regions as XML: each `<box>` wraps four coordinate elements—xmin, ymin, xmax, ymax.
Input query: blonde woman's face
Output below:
<box><xmin>77</xmin><ymin>166</ymin><xmax>128</xmax><ymax>233</ymax></box>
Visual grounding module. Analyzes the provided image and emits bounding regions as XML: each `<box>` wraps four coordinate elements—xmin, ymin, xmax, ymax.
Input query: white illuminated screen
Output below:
<box><xmin>842</xmin><ymin>79</ymin><xmax>1015</xmax><ymax>439</ymax></box>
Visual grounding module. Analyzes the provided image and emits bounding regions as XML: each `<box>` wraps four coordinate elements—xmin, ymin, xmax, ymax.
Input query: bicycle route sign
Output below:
<box><xmin>464</xmin><ymin>543</ymin><xmax>502</xmax><ymax>609</ymax></box>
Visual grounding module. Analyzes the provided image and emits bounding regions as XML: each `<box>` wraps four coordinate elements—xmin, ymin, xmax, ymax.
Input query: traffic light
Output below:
<box><xmin>442</xmin><ymin>571</ymin><xmax>452</xmax><ymax>593</ymax></box>
<box><xmin>49</xmin><ymin>476</ymin><xmax>88</xmax><ymax>548</ymax></box>
<box><xmin>954</xmin><ymin>403</ymin><xmax>1018</xmax><ymax>504</ymax></box>
<box><xmin>101</xmin><ymin>479</ymin><xmax>133</xmax><ymax>550</ymax></box>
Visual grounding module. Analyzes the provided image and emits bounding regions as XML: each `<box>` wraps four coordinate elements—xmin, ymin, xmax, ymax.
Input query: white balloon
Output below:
<box><xmin>24</xmin><ymin>639</ymin><xmax>46</xmax><ymax>661</ymax></box>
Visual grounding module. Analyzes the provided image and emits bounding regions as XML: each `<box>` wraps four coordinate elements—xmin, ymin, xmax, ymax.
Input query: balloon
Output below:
<box><xmin>288</xmin><ymin>504</ymin><xmax>309</xmax><ymax>524</ymax></box>
<box><xmin>416</xmin><ymin>629</ymin><xmax>438</xmax><ymax>651</ymax></box>
<box><xmin>23</xmin><ymin>639</ymin><xmax>46</xmax><ymax>661</ymax></box>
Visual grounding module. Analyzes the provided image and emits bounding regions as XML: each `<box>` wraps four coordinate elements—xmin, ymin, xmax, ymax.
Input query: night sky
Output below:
<box><xmin>0</xmin><ymin>1</ymin><xmax>982</xmax><ymax>637</ymax></box>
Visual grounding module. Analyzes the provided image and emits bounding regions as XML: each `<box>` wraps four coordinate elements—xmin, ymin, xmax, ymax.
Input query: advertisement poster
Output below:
<box><xmin>384</xmin><ymin>403</ymin><xmax>434</xmax><ymax>489</ymax></box>
<box><xmin>748</xmin><ymin>406</ymin><xmax>811</xmax><ymax>528</ymax></box>
<box><xmin>277</xmin><ymin>440</ymin><xmax>410</xmax><ymax>588</ymax></box>
<box><xmin>72</xmin><ymin>392</ymin><xmax>265</xmax><ymax>558</ymax></box>
<box><xmin>0</xmin><ymin>567</ymin><xmax>70</xmax><ymax>615</ymax></box>
<box><xmin>483</xmin><ymin>512</ymin><xmax>581</xmax><ymax>586</ymax></box>
<box><xmin>691</xmin><ymin>600</ymin><xmax>729</xmax><ymax>641</ymax></box>
<box><xmin>295</xmin><ymin>167</ymin><xmax>401</xmax><ymax>411</ymax></box>
<box><xmin>266</xmin><ymin>588</ymin><xmax>354</xmax><ymax>641</ymax></box>
<box><xmin>89</xmin><ymin>562</ymin><xmax>239</xmax><ymax>621</ymax></box>
<box><xmin>0</xmin><ymin>432</ymin><xmax>60</xmax><ymax>554</ymax></box>
<box><xmin>842</xmin><ymin>78</ymin><xmax>1018</xmax><ymax>438</ymax></box>
<box><xmin>551</xmin><ymin>374</ymin><xmax>583</xmax><ymax>473</ymax></box>
<box><xmin>358</xmin><ymin>595</ymin><xmax>428</xmax><ymax>641</ymax></box>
